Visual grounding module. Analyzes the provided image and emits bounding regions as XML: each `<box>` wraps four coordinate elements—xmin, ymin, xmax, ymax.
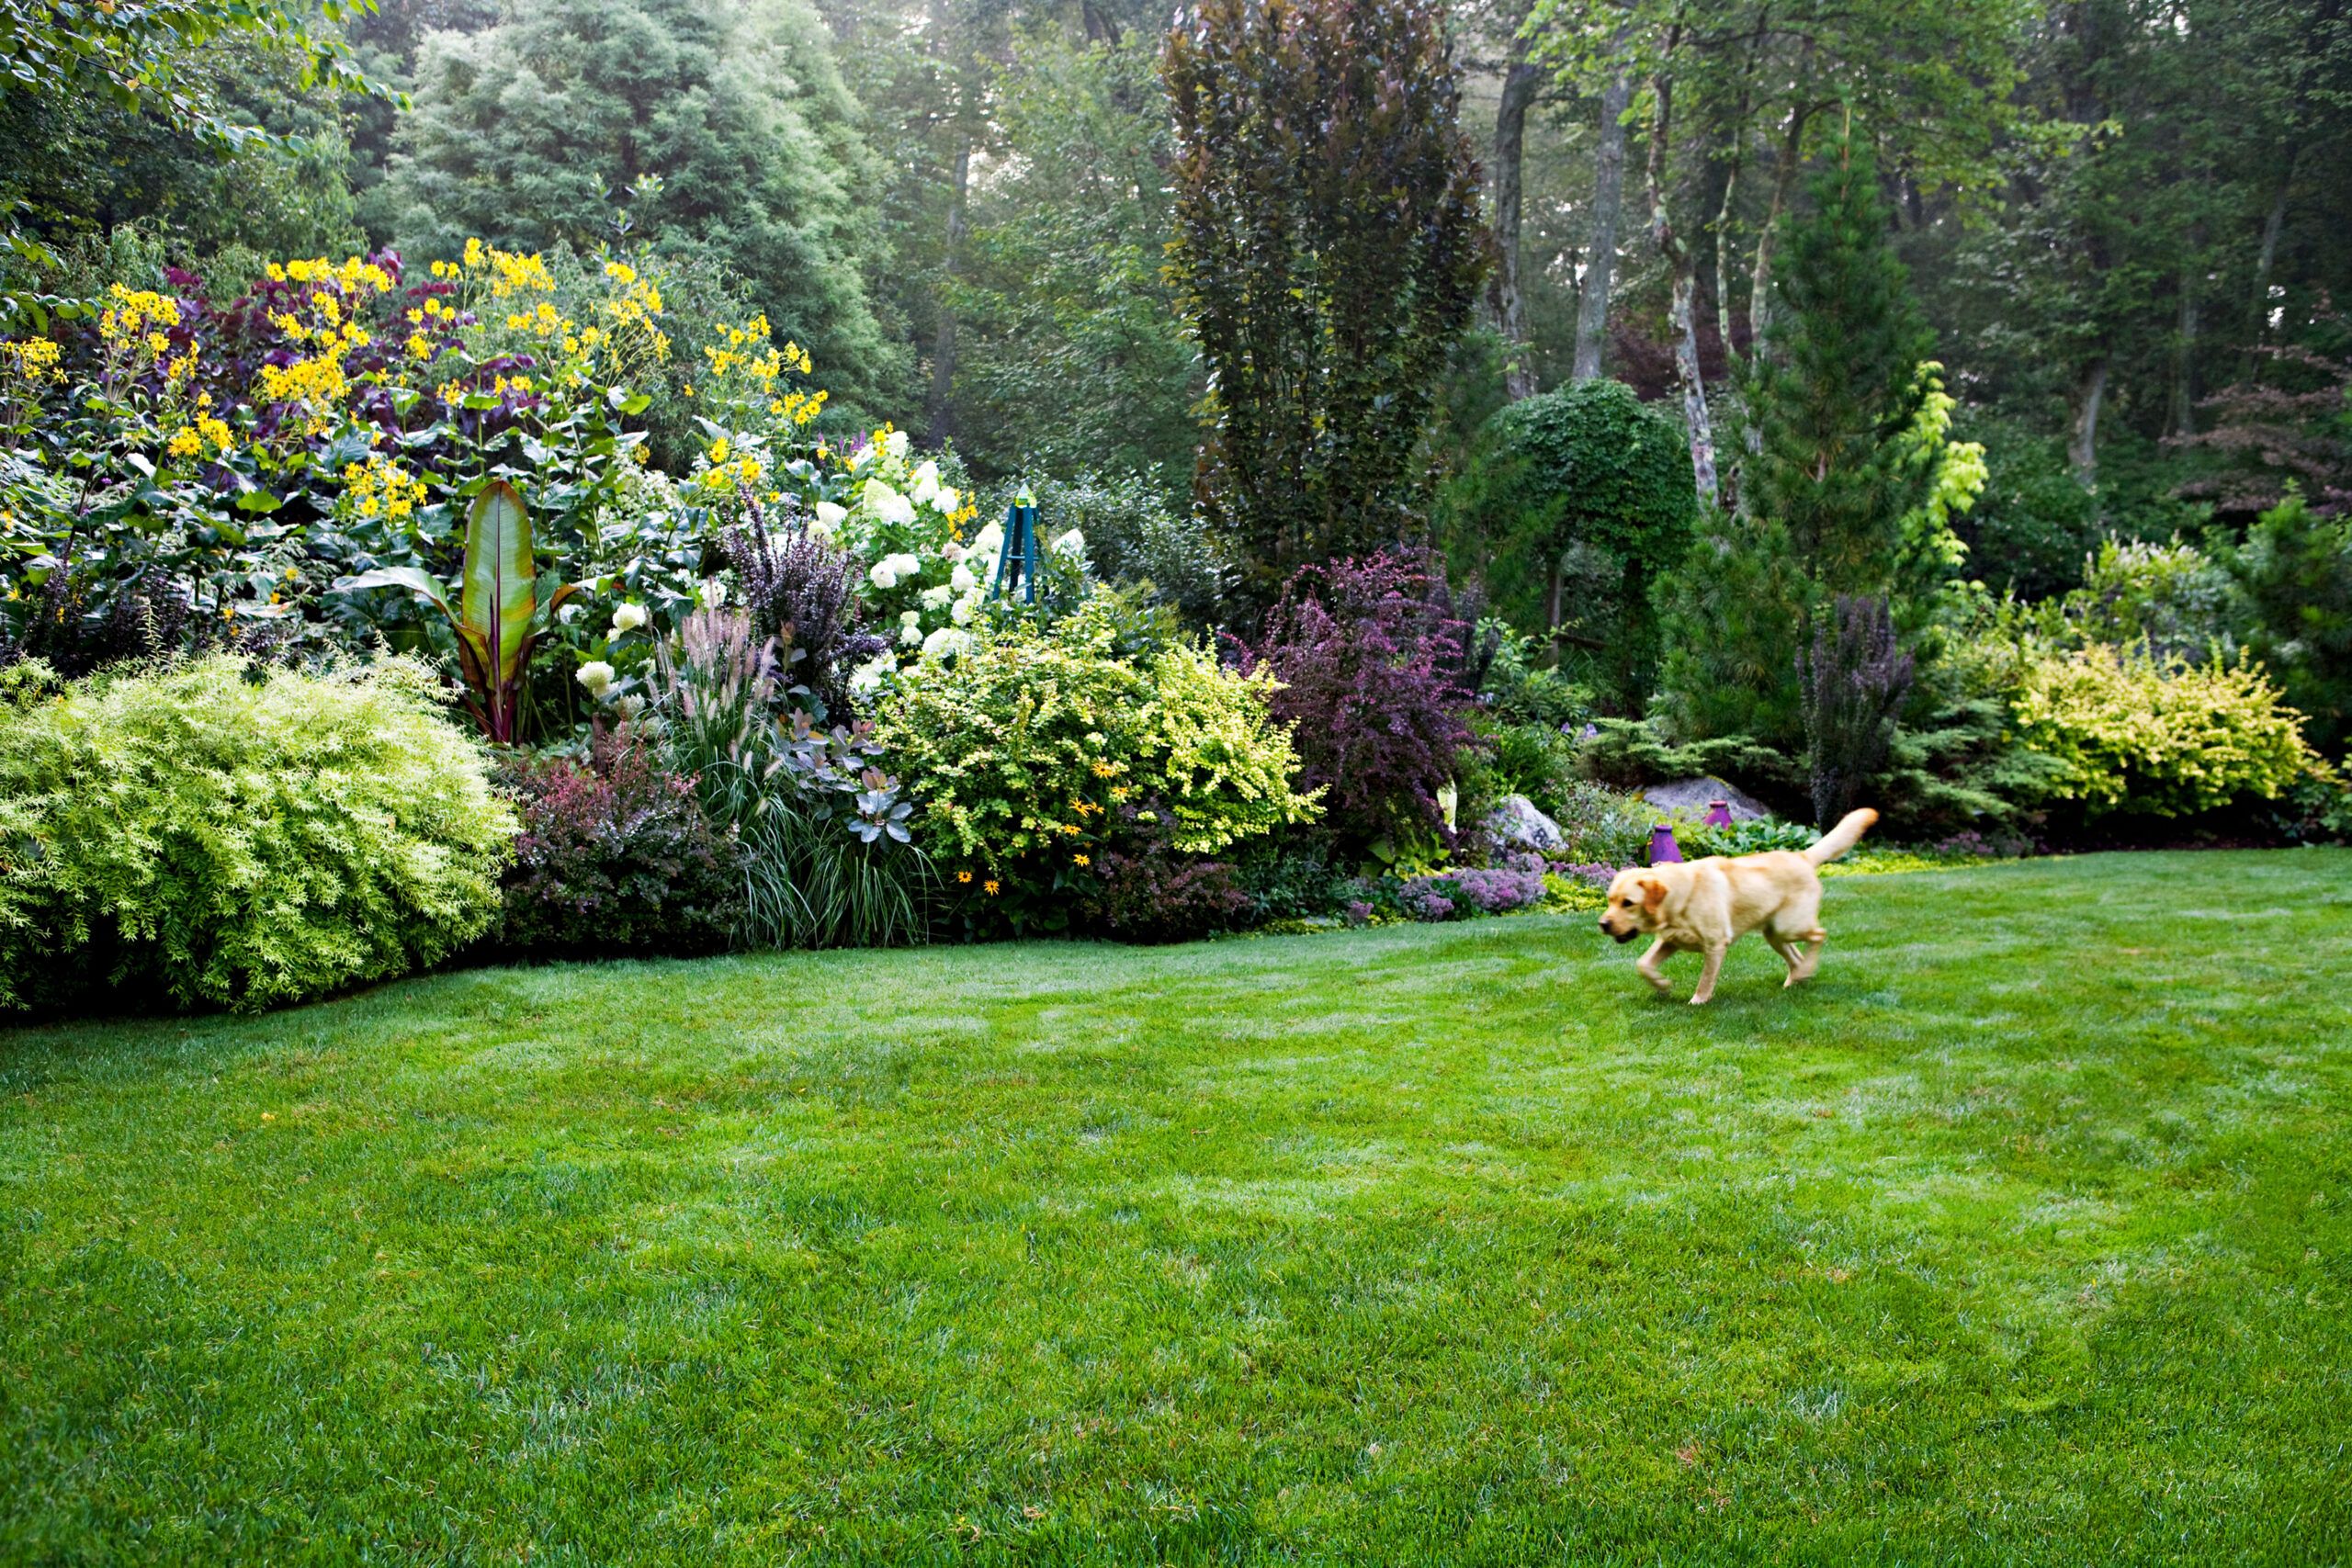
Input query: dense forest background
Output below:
<box><xmin>3</xmin><ymin>0</ymin><xmax>2348</xmax><ymax>598</ymax></box>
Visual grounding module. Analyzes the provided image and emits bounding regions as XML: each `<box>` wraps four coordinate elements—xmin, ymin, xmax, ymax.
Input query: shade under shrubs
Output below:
<box><xmin>0</xmin><ymin>655</ymin><xmax>516</xmax><ymax>1014</ymax></box>
<box><xmin>494</xmin><ymin>726</ymin><xmax>742</xmax><ymax>959</ymax></box>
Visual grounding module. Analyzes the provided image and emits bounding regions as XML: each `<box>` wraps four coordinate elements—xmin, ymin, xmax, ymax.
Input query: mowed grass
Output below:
<box><xmin>4</xmin><ymin>852</ymin><xmax>2350</xmax><ymax>1566</ymax></box>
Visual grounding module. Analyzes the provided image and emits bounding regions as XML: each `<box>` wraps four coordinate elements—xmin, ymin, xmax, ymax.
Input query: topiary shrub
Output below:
<box><xmin>494</xmin><ymin>725</ymin><xmax>743</xmax><ymax>960</ymax></box>
<box><xmin>0</xmin><ymin>655</ymin><xmax>516</xmax><ymax>1015</ymax></box>
<box><xmin>1439</xmin><ymin>379</ymin><xmax>1699</xmax><ymax>708</ymax></box>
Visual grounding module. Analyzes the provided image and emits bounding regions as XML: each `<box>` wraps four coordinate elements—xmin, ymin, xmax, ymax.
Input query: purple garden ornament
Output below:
<box><xmin>1648</xmin><ymin>823</ymin><xmax>1683</xmax><ymax>864</ymax></box>
<box><xmin>1704</xmin><ymin>799</ymin><xmax>1733</xmax><ymax>828</ymax></box>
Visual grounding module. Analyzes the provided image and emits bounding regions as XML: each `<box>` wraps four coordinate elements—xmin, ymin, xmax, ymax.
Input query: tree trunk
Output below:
<box><xmin>1747</xmin><ymin>105</ymin><xmax>1805</xmax><ymax>359</ymax></box>
<box><xmin>1492</xmin><ymin>39</ymin><xmax>1543</xmax><ymax>400</ymax></box>
<box><xmin>1647</xmin><ymin>58</ymin><xmax>1716</xmax><ymax>509</ymax></box>
<box><xmin>2250</xmin><ymin>144</ymin><xmax>2295</xmax><ymax>348</ymax></box>
<box><xmin>2169</xmin><ymin>245</ymin><xmax>2199</xmax><ymax>438</ymax></box>
<box><xmin>924</xmin><ymin>141</ymin><xmax>970</xmax><ymax>449</ymax></box>
<box><xmin>2070</xmin><ymin>357</ymin><xmax>2107</xmax><ymax>488</ymax></box>
<box><xmin>1571</xmin><ymin>65</ymin><xmax>1633</xmax><ymax>382</ymax></box>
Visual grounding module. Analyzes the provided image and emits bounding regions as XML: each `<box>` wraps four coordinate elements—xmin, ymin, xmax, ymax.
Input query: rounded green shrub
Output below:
<box><xmin>1439</xmin><ymin>380</ymin><xmax>1698</xmax><ymax>709</ymax></box>
<box><xmin>2008</xmin><ymin>643</ymin><xmax>2319</xmax><ymax>817</ymax></box>
<box><xmin>0</xmin><ymin>655</ymin><xmax>517</xmax><ymax>1015</ymax></box>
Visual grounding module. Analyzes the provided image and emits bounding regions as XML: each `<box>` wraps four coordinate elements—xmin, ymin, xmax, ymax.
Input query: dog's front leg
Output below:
<box><xmin>1688</xmin><ymin>945</ymin><xmax>1727</xmax><ymax>1005</ymax></box>
<box><xmin>1635</xmin><ymin>939</ymin><xmax>1674</xmax><ymax>995</ymax></box>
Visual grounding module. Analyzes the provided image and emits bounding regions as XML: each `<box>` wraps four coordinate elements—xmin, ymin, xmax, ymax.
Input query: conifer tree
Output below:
<box><xmin>1657</xmin><ymin>128</ymin><xmax>1939</xmax><ymax>755</ymax></box>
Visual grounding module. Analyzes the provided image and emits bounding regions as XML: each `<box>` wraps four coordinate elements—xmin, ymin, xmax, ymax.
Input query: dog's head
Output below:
<box><xmin>1598</xmin><ymin>867</ymin><xmax>1669</xmax><ymax>943</ymax></box>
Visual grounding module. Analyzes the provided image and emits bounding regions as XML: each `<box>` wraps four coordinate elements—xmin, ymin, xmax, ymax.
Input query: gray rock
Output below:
<box><xmin>1638</xmin><ymin>775</ymin><xmax>1772</xmax><ymax>822</ymax></box>
<box><xmin>1486</xmin><ymin>794</ymin><xmax>1567</xmax><ymax>853</ymax></box>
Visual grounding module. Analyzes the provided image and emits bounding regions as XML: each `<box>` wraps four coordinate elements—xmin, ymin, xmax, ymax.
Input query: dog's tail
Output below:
<box><xmin>1803</xmin><ymin>807</ymin><xmax>1878</xmax><ymax>867</ymax></box>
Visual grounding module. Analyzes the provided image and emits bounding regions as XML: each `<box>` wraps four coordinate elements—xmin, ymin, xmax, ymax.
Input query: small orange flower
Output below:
<box><xmin>956</xmin><ymin>870</ymin><xmax>973</xmax><ymax>884</ymax></box>
<box><xmin>984</xmin><ymin>880</ymin><xmax>1000</xmax><ymax>896</ymax></box>
<box><xmin>1073</xmin><ymin>854</ymin><xmax>1091</xmax><ymax>867</ymax></box>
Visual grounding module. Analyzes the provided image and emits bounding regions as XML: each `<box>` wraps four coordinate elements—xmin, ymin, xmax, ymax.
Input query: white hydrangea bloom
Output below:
<box><xmin>869</xmin><ymin>558</ymin><xmax>900</xmax><ymax>591</ymax></box>
<box><xmin>1051</xmin><ymin>527</ymin><xmax>1086</xmax><ymax>558</ymax></box>
<box><xmin>935</xmin><ymin>486</ymin><xmax>959</xmax><ymax>515</ymax></box>
<box><xmin>971</xmin><ymin>522</ymin><xmax>1004</xmax><ymax>558</ymax></box>
<box><xmin>700</xmin><ymin>578</ymin><xmax>727</xmax><ymax>608</ymax></box>
<box><xmin>899</xmin><ymin>609</ymin><xmax>924</xmax><ymax>646</ymax></box>
<box><xmin>813</xmin><ymin>501</ymin><xmax>847</xmax><ymax>532</ymax></box>
<box><xmin>949</xmin><ymin>592</ymin><xmax>978</xmax><ymax>626</ymax></box>
<box><xmin>921</xmin><ymin>625</ymin><xmax>972</xmax><ymax>660</ymax></box>
<box><xmin>919</xmin><ymin>585</ymin><xmax>953</xmax><ymax>611</ymax></box>
<box><xmin>910</xmin><ymin>460</ymin><xmax>942</xmax><ymax>505</ymax></box>
<box><xmin>863</xmin><ymin>479</ymin><xmax>915</xmax><ymax>526</ymax></box>
<box><xmin>576</xmin><ymin>660</ymin><xmax>616</xmax><ymax>699</ymax></box>
<box><xmin>847</xmin><ymin>652</ymin><xmax>894</xmax><ymax>695</ymax></box>
<box><xmin>610</xmin><ymin>603</ymin><xmax>647</xmax><ymax>634</ymax></box>
<box><xmin>885</xmin><ymin>429</ymin><xmax>910</xmax><ymax>460</ymax></box>
<box><xmin>882</xmin><ymin>551</ymin><xmax>923</xmax><ymax>582</ymax></box>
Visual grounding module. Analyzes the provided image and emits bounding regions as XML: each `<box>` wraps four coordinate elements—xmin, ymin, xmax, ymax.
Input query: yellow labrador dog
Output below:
<box><xmin>1598</xmin><ymin>808</ymin><xmax>1877</xmax><ymax>1005</ymax></box>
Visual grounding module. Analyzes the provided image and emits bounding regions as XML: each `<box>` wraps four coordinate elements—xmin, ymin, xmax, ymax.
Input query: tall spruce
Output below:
<box><xmin>1163</xmin><ymin>0</ymin><xmax>1487</xmax><ymax>606</ymax></box>
<box><xmin>1657</xmin><ymin>129</ymin><xmax>1938</xmax><ymax>752</ymax></box>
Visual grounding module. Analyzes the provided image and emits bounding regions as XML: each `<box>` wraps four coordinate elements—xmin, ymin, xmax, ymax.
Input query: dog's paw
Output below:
<box><xmin>1687</xmin><ymin>992</ymin><xmax>1713</xmax><ymax>1006</ymax></box>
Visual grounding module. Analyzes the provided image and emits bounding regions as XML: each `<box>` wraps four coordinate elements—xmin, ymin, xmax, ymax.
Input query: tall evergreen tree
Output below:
<box><xmin>1744</xmin><ymin>134</ymin><xmax>1938</xmax><ymax>598</ymax></box>
<box><xmin>1657</xmin><ymin>130</ymin><xmax>1939</xmax><ymax>750</ymax></box>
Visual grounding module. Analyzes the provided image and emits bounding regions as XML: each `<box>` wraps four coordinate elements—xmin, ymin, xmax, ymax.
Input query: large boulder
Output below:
<box><xmin>1638</xmin><ymin>775</ymin><xmax>1771</xmax><ymax>822</ymax></box>
<box><xmin>1487</xmin><ymin>793</ymin><xmax>1567</xmax><ymax>854</ymax></box>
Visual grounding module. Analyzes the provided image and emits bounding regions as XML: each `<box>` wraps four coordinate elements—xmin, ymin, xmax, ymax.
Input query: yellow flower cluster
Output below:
<box><xmin>342</xmin><ymin>455</ymin><xmax>429</xmax><ymax>521</ymax></box>
<box><xmin>266</xmin><ymin>257</ymin><xmax>395</xmax><ymax>295</ymax></box>
<box><xmin>164</xmin><ymin>412</ymin><xmax>235</xmax><ymax>460</ymax></box>
<box><xmin>430</xmin><ymin>240</ymin><xmax>557</xmax><ymax>301</ymax></box>
<box><xmin>2</xmin><ymin>337</ymin><xmax>62</xmax><ymax>386</ymax></box>
<box><xmin>98</xmin><ymin>285</ymin><xmax>180</xmax><ymax>348</ymax></box>
<box><xmin>701</xmin><ymin>313</ymin><xmax>825</xmax><ymax>426</ymax></box>
<box><xmin>601</xmin><ymin>263</ymin><xmax>669</xmax><ymax>365</ymax></box>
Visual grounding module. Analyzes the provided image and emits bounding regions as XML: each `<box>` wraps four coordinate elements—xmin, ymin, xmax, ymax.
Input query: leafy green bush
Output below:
<box><xmin>2228</xmin><ymin>491</ymin><xmax>2352</xmax><ymax>754</ymax></box>
<box><xmin>875</xmin><ymin>599</ymin><xmax>1318</xmax><ymax>933</ymax></box>
<box><xmin>1007</xmin><ymin>472</ymin><xmax>1228</xmax><ymax>624</ymax></box>
<box><xmin>2007</xmin><ymin>643</ymin><xmax>2318</xmax><ymax>816</ymax></box>
<box><xmin>0</xmin><ymin>656</ymin><xmax>515</xmax><ymax>1014</ymax></box>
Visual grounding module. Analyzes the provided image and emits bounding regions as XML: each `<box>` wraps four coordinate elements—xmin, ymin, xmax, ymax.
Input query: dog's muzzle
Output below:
<box><xmin>1600</xmin><ymin>919</ymin><xmax>1637</xmax><ymax>944</ymax></box>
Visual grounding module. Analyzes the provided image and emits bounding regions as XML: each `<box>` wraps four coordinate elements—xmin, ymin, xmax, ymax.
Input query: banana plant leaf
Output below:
<box><xmin>334</xmin><ymin>482</ymin><xmax>591</xmax><ymax>742</ymax></box>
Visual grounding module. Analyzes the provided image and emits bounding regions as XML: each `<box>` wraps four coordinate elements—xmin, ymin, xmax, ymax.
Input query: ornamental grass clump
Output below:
<box><xmin>0</xmin><ymin>655</ymin><xmax>515</xmax><ymax>1015</ymax></box>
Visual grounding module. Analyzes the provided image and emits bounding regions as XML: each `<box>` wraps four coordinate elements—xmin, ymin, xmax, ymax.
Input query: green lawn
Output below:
<box><xmin>5</xmin><ymin>851</ymin><xmax>2349</xmax><ymax>1565</ymax></box>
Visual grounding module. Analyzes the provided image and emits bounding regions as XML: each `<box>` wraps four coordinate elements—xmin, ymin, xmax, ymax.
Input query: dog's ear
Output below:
<box><xmin>1637</xmin><ymin>876</ymin><xmax>1668</xmax><ymax>912</ymax></box>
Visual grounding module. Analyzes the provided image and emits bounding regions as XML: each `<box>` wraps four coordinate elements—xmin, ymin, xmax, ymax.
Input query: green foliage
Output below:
<box><xmin>2227</xmin><ymin>490</ymin><xmax>2352</xmax><ymax>754</ymax></box>
<box><xmin>2007</xmin><ymin>642</ymin><xmax>2319</xmax><ymax>817</ymax></box>
<box><xmin>1164</xmin><ymin>0</ymin><xmax>1486</xmax><ymax>602</ymax></box>
<box><xmin>1951</xmin><ymin>419</ymin><xmax>2101</xmax><ymax>599</ymax></box>
<box><xmin>1440</xmin><ymin>380</ymin><xmax>1697</xmax><ymax>708</ymax></box>
<box><xmin>1475</xmin><ymin>619</ymin><xmax>1593</xmax><ymax>730</ymax></box>
<box><xmin>2062</xmin><ymin>536</ymin><xmax>2244</xmax><ymax>661</ymax></box>
<box><xmin>342</xmin><ymin>482</ymin><xmax>586</xmax><ymax>743</ymax></box>
<box><xmin>1005</xmin><ymin>471</ymin><xmax>1227</xmax><ymax>626</ymax></box>
<box><xmin>0</xmin><ymin>653</ymin><xmax>514</xmax><ymax>1014</ymax></box>
<box><xmin>874</xmin><ymin>601</ymin><xmax>1317</xmax><ymax>933</ymax></box>
<box><xmin>651</xmin><ymin>607</ymin><xmax>927</xmax><ymax>951</ymax></box>
<box><xmin>1653</xmin><ymin>513</ymin><xmax>1810</xmax><ymax>747</ymax></box>
<box><xmin>379</xmin><ymin>0</ymin><xmax>902</xmax><ymax>413</ymax></box>
<box><xmin>949</xmin><ymin>28</ymin><xmax>1196</xmax><ymax>479</ymax></box>
<box><xmin>1742</xmin><ymin>138</ymin><xmax>1938</xmax><ymax>600</ymax></box>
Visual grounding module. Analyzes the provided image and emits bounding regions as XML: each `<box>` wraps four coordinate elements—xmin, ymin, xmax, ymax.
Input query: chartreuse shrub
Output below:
<box><xmin>876</xmin><ymin>598</ymin><xmax>1318</xmax><ymax>934</ymax></box>
<box><xmin>0</xmin><ymin>656</ymin><xmax>515</xmax><ymax>1015</ymax></box>
<box><xmin>2007</xmin><ymin>643</ymin><xmax>2319</xmax><ymax>816</ymax></box>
